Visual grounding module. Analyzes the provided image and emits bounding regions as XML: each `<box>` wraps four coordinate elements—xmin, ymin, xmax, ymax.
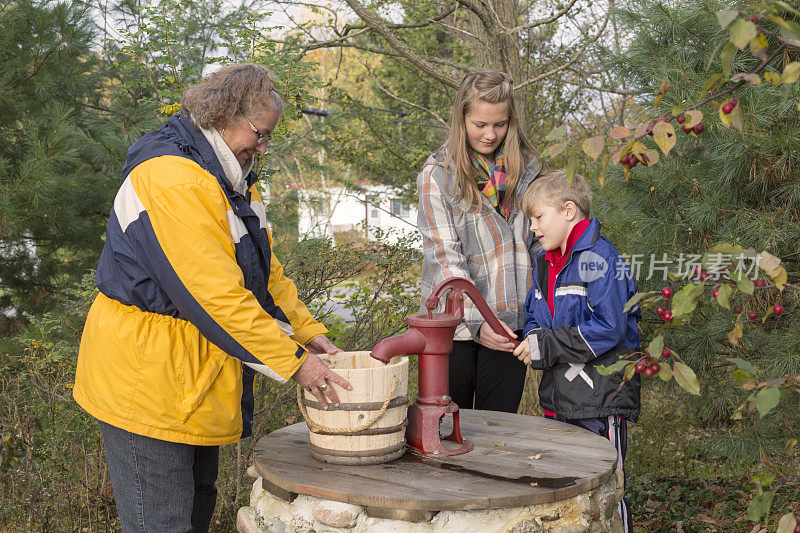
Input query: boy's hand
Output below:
<box><xmin>513</xmin><ymin>338</ymin><xmax>531</xmax><ymax>364</ymax></box>
<box><xmin>478</xmin><ymin>320</ymin><xmax>517</xmax><ymax>352</ymax></box>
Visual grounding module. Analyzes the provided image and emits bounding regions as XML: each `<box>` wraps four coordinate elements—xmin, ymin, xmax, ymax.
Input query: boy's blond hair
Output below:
<box><xmin>521</xmin><ymin>169</ymin><xmax>592</xmax><ymax>218</ymax></box>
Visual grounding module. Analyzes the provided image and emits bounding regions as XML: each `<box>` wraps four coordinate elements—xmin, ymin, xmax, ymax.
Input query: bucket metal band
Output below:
<box><xmin>311</xmin><ymin>419</ymin><xmax>408</xmax><ymax>437</ymax></box>
<box><xmin>309</xmin><ymin>441</ymin><xmax>406</xmax><ymax>458</ymax></box>
<box><xmin>302</xmin><ymin>395</ymin><xmax>410</xmax><ymax>411</ymax></box>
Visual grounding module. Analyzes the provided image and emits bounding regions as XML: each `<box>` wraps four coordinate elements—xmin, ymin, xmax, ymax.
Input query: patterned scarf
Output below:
<box><xmin>470</xmin><ymin>145</ymin><xmax>509</xmax><ymax>219</ymax></box>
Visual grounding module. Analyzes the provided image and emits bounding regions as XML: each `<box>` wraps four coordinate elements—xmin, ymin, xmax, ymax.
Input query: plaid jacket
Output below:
<box><xmin>417</xmin><ymin>149</ymin><xmax>542</xmax><ymax>341</ymax></box>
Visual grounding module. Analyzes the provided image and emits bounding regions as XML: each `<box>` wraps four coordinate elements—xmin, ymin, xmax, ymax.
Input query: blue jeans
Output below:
<box><xmin>99</xmin><ymin>421</ymin><xmax>219</xmax><ymax>532</ymax></box>
<box><xmin>545</xmin><ymin>414</ymin><xmax>632</xmax><ymax>533</ymax></box>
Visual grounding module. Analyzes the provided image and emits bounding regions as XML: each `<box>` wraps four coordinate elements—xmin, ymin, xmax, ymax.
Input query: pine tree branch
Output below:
<box><xmin>511</xmin><ymin>0</ymin><xmax>580</xmax><ymax>34</ymax></box>
<box><xmin>340</xmin><ymin>0</ymin><xmax>461</xmax><ymax>87</ymax></box>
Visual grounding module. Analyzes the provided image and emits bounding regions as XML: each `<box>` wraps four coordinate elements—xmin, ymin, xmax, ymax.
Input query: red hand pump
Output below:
<box><xmin>370</xmin><ymin>277</ymin><xmax>519</xmax><ymax>457</ymax></box>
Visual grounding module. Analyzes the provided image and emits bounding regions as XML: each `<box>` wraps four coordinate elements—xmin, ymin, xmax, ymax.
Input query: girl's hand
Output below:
<box><xmin>513</xmin><ymin>338</ymin><xmax>531</xmax><ymax>364</ymax></box>
<box><xmin>478</xmin><ymin>320</ymin><xmax>517</xmax><ymax>352</ymax></box>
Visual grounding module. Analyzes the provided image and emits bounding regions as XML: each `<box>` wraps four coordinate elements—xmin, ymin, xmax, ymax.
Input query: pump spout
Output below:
<box><xmin>370</xmin><ymin>328</ymin><xmax>427</xmax><ymax>364</ymax></box>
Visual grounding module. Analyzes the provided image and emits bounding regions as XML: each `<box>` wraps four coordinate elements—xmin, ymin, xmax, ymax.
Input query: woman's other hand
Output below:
<box><xmin>305</xmin><ymin>335</ymin><xmax>341</xmax><ymax>355</ymax></box>
<box><xmin>478</xmin><ymin>320</ymin><xmax>517</xmax><ymax>352</ymax></box>
<box><xmin>291</xmin><ymin>352</ymin><xmax>352</xmax><ymax>409</ymax></box>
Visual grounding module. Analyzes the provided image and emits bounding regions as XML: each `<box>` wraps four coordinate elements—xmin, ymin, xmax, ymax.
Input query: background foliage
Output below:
<box><xmin>1</xmin><ymin>0</ymin><xmax>798</xmax><ymax>530</ymax></box>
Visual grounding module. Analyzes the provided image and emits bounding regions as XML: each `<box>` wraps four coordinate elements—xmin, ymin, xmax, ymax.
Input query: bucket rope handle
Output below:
<box><xmin>296</xmin><ymin>376</ymin><xmax>398</xmax><ymax>434</ymax></box>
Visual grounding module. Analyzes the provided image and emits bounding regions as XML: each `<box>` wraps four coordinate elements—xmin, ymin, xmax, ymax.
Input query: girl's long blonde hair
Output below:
<box><xmin>445</xmin><ymin>69</ymin><xmax>535</xmax><ymax>211</ymax></box>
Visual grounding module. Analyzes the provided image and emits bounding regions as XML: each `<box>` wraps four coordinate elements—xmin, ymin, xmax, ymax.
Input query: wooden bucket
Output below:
<box><xmin>298</xmin><ymin>351</ymin><xmax>409</xmax><ymax>465</ymax></box>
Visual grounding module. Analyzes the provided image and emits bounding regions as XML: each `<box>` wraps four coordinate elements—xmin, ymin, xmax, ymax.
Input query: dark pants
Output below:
<box><xmin>99</xmin><ymin>421</ymin><xmax>220</xmax><ymax>533</ymax></box>
<box><xmin>545</xmin><ymin>414</ymin><xmax>632</xmax><ymax>532</ymax></box>
<box><xmin>448</xmin><ymin>338</ymin><xmax>527</xmax><ymax>413</ymax></box>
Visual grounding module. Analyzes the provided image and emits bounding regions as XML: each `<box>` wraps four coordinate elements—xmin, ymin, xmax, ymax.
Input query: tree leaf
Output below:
<box><xmin>765</xmin><ymin>71</ymin><xmax>782</xmax><ymax>85</ymax></box>
<box><xmin>719</xmin><ymin>101</ymin><xmax>733</xmax><ymax>127</ymax></box>
<box><xmin>727</xmin><ymin>357</ymin><xmax>756</xmax><ymax>375</ymax></box>
<box><xmin>672</xmin><ymin>104</ymin><xmax>688</xmax><ymax>116</ymax></box>
<box><xmin>658</xmin><ymin>361</ymin><xmax>673</xmax><ymax>381</ymax></box>
<box><xmin>756</xmin><ymin>386</ymin><xmax>781</xmax><ymax>417</ymax></box>
<box><xmin>727</xmin><ymin>319</ymin><xmax>743</xmax><ymax>346</ymax></box>
<box><xmin>709</xmin><ymin>242</ymin><xmax>746</xmax><ymax>255</ymax></box>
<box><xmin>673</xmin><ymin>361</ymin><xmax>701</xmax><ymax>395</ymax></box>
<box><xmin>684</xmin><ymin>109</ymin><xmax>703</xmax><ymax>128</ymax></box>
<box><xmin>653</xmin><ymin>121</ymin><xmax>676</xmax><ymax>156</ymax></box>
<box><xmin>597</xmin><ymin>359</ymin><xmax>631</xmax><ymax>376</ymax></box>
<box><xmin>648</xmin><ymin>335</ymin><xmax>664</xmax><ymax>358</ymax></box>
<box><xmin>716</xmin><ymin>9</ymin><xmax>739</xmax><ymax>28</ymax></box>
<box><xmin>716</xmin><ymin>283</ymin><xmax>733</xmax><ymax>309</ymax></box>
<box><xmin>749</xmin><ymin>34</ymin><xmax>769</xmax><ymax>61</ymax></box>
<box><xmin>609</xmin><ymin>126</ymin><xmax>631</xmax><ymax>140</ymax></box>
<box><xmin>541</xmin><ymin>142</ymin><xmax>566</xmax><ymax>159</ymax></box>
<box><xmin>771</xmin><ymin>266</ymin><xmax>787</xmax><ymax>291</ymax></box>
<box><xmin>758</xmin><ymin>251</ymin><xmax>782</xmax><ymax>276</ymax></box>
<box><xmin>581</xmin><ymin>135</ymin><xmax>605</xmax><ymax>160</ymax></box>
<box><xmin>721</xmin><ymin>42</ymin><xmax>737</xmax><ymax>78</ymax></box>
<box><xmin>565</xmin><ymin>154</ymin><xmax>577</xmax><ymax>184</ymax></box>
<box><xmin>671</xmin><ymin>283</ymin><xmax>704</xmax><ymax>316</ymax></box>
<box><xmin>729</xmin><ymin>270</ymin><xmax>755</xmax><ymax>294</ymax></box>
<box><xmin>746</xmin><ymin>490</ymin><xmax>775</xmax><ymax>521</ymax></box>
<box><xmin>623</xmin><ymin>291</ymin><xmax>648</xmax><ymax>312</ymax></box>
<box><xmin>545</xmin><ymin>124</ymin><xmax>567</xmax><ymax>141</ymax></box>
<box><xmin>623</xmin><ymin>361</ymin><xmax>637</xmax><ymax>382</ymax></box>
<box><xmin>729</xmin><ymin>100</ymin><xmax>744</xmax><ymax>132</ymax></box>
<box><xmin>701</xmin><ymin>74</ymin><xmax>722</xmax><ymax>94</ymax></box>
<box><xmin>731</xmin><ymin>72</ymin><xmax>761</xmax><ymax>85</ymax></box>
<box><xmin>729</xmin><ymin>18</ymin><xmax>758</xmax><ymax>49</ymax></box>
<box><xmin>776</xmin><ymin>513</ymin><xmax>797</xmax><ymax>533</ymax></box>
<box><xmin>654</xmin><ymin>78</ymin><xmax>670</xmax><ymax>107</ymax></box>
<box><xmin>782</xmin><ymin>61</ymin><xmax>800</xmax><ymax>83</ymax></box>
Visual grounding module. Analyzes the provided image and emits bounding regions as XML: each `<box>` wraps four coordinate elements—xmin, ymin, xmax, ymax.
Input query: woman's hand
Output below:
<box><xmin>305</xmin><ymin>335</ymin><xmax>341</xmax><ymax>355</ymax></box>
<box><xmin>478</xmin><ymin>320</ymin><xmax>517</xmax><ymax>352</ymax></box>
<box><xmin>291</xmin><ymin>353</ymin><xmax>352</xmax><ymax>409</ymax></box>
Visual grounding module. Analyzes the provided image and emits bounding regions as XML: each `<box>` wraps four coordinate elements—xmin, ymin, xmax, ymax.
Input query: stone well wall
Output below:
<box><xmin>237</xmin><ymin>468</ymin><xmax>624</xmax><ymax>533</ymax></box>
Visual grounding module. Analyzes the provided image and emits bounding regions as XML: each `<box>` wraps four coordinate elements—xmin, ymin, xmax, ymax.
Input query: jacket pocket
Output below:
<box><xmin>176</xmin><ymin>339</ymin><xmax>227</xmax><ymax>427</ymax></box>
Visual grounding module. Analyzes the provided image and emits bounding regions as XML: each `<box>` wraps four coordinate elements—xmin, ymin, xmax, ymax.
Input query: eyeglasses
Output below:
<box><xmin>243</xmin><ymin>115</ymin><xmax>271</xmax><ymax>144</ymax></box>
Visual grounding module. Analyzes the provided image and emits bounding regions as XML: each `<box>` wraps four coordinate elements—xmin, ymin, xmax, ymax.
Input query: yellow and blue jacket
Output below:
<box><xmin>73</xmin><ymin>114</ymin><xmax>325</xmax><ymax>445</ymax></box>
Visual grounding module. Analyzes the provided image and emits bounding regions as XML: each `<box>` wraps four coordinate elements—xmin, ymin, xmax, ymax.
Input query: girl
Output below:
<box><xmin>417</xmin><ymin>69</ymin><xmax>542</xmax><ymax>412</ymax></box>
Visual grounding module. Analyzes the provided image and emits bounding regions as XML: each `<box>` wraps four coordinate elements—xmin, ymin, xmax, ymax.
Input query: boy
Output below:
<box><xmin>513</xmin><ymin>169</ymin><xmax>640</xmax><ymax>532</ymax></box>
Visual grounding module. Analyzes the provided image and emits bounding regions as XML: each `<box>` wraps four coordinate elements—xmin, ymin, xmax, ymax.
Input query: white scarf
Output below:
<box><xmin>200</xmin><ymin>127</ymin><xmax>254</xmax><ymax>195</ymax></box>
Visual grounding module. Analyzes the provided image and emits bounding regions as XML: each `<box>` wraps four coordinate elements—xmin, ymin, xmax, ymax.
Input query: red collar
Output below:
<box><xmin>545</xmin><ymin>218</ymin><xmax>591</xmax><ymax>264</ymax></box>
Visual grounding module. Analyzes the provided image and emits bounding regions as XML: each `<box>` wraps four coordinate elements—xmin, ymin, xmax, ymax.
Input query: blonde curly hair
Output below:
<box><xmin>182</xmin><ymin>63</ymin><xmax>283</xmax><ymax>130</ymax></box>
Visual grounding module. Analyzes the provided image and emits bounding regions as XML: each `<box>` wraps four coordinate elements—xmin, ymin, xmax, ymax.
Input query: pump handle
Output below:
<box><xmin>426</xmin><ymin>277</ymin><xmax>520</xmax><ymax>348</ymax></box>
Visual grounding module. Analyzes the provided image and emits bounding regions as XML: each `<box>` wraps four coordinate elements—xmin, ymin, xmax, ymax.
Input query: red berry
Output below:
<box><xmin>635</xmin><ymin>362</ymin><xmax>648</xmax><ymax>374</ymax></box>
<box><xmin>699</xmin><ymin>270</ymin><xmax>710</xmax><ymax>281</ymax></box>
<box><xmin>693</xmin><ymin>124</ymin><xmax>705</xmax><ymax>134</ymax></box>
<box><xmin>661</xmin><ymin>287</ymin><xmax>673</xmax><ymax>298</ymax></box>
<box><xmin>644</xmin><ymin>367</ymin><xmax>655</xmax><ymax>378</ymax></box>
<box><xmin>729</xmin><ymin>98</ymin><xmax>738</xmax><ymax>107</ymax></box>
<box><xmin>662</xmin><ymin>311</ymin><xmax>674</xmax><ymax>322</ymax></box>
<box><xmin>794</xmin><ymin>523</ymin><xmax>800</xmax><ymax>533</ymax></box>
<box><xmin>712</xmin><ymin>289</ymin><xmax>719</xmax><ymax>298</ymax></box>
<box><xmin>620</xmin><ymin>154</ymin><xmax>631</xmax><ymax>165</ymax></box>
<box><xmin>676</xmin><ymin>114</ymin><xmax>686</xmax><ymax>124</ymax></box>
<box><xmin>722</xmin><ymin>102</ymin><xmax>734</xmax><ymax>114</ymax></box>
<box><xmin>747</xmin><ymin>15</ymin><xmax>760</xmax><ymax>24</ymax></box>
<box><xmin>682</xmin><ymin>124</ymin><xmax>693</xmax><ymax>133</ymax></box>
<box><xmin>629</xmin><ymin>156</ymin><xmax>639</xmax><ymax>168</ymax></box>
<box><xmin>773</xmin><ymin>305</ymin><xmax>783</xmax><ymax>315</ymax></box>
<box><xmin>754</xmin><ymin>278</ymin><xmax>766</xmax><ymax>288</ymax></box>
<box><xmin>662</xmin><ymin>348</ymin><xmax>671</xmax><ymax>358</ymax></box>
<box><xmin>748</xmin><ymin>310</ymin><xmax>758</xmax><ymax>320</ymax></box>
<box><xmin>655</xmin><ymin>306</ymin><xmax>666</xmax><ymax>317</ymax></box>
<box><xmin>733</xmin><ymin>304</ymin><xmax>743</xmax><ymax>314</ymax></box>
<box><xmin>649</xmin><ymin>362</ymin><xmax>661</xmax><ymax>374</ymax></box>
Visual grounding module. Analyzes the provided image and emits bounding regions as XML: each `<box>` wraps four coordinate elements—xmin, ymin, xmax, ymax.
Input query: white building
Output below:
<box><xmin>297</xmin><ymin>186</ymin><xmax>421</xmax><ymax>248</ymax></box>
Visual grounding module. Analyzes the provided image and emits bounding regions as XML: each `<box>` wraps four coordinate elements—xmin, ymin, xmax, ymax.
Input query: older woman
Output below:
<box><xmin>73</xmin><ymin>63</ymin><xmax>349</xmax><ymax>532</ymax></box>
